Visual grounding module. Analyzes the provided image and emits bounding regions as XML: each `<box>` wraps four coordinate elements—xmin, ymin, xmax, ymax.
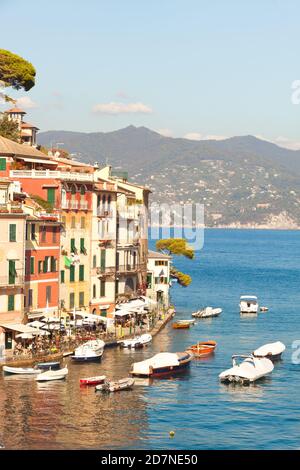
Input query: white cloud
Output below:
<box><xmin>92</xmin><ymin>101</ymin><xmax>152</xmax><ymax>115</ymax></box>
<box><xmin>157</xmin><ymin>128</ymin><xmax>174</xmax><ymax>137</ymax></box>
<box><xmin>16</xmin><ymin>96</ymin><xmax>38</xmax><ymax>109</ymax></box>
<box><xmin>255</xmin><ymin>135</ymin><xmax>300</xmax><ymax>151</ymax></box>
<box><xmin>184</xmin><ymin>132</ymin><xmax>227</xmax><ymax>141</ymax></box>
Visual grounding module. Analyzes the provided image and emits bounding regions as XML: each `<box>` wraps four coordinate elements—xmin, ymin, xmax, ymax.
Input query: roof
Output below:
<box><xmin>148</xmin><ymin>250</ymin><xmax>171</xmax><ymax>260</ymax></box>
<box><xmin>21</xmin><ymin>122</ymin><xmax>39</xmax><ymax>130</ymax></box>
<box><xmin>0</xmin><ymin>135</ymin><xmax>52</xmax><ymax>159</ymax></box>
<box><xmin>240</xmin><ymin>295</ymin><xmax>258</xmax><ymax>301</ymax></box>
<box><xmin>5</xmin><ymin>107</ymin><xmax>26</xmax><ymax>114</ymax></box>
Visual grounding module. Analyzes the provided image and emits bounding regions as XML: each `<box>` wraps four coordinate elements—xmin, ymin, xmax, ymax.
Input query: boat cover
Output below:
<box><xmin>253</xmin><ymin>341</ymin><xmax>286</xmax><ymax>357</ymax></box>
<box><xmin>132</xmin><ymin>352</ymin><xmax>180</xmax><ymax>375</ymax></box>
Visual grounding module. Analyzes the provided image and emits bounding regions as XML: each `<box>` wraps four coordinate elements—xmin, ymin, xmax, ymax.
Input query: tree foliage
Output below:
<box><xmin>0</xmin><ymin>49</ymin><xmax>36</xmax><ymax>102</ymax></box>
<box><xmin>0</xmin><ymin>113</ymin><xmax>20</xmax><ymax>141</ymax></box>
<box><xmin>156</xmin><ymin>238</ymin><xmax>195</xmax><ymax>287</ymax></box>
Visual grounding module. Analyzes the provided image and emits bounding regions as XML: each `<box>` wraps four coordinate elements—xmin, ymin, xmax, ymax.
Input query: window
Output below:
<box><xmin>79</xmin><ymin>264</ymin><xmax>84</xmax><ymax>281</ymax></box>
<box><xmin>80</xmin><ymin>238</ymin><xmax>85</xmax><ymax>254</ymax></box>
<box><xmin>93</xmin><ymin>284</ymin><xmax>96</xmax><ymax>298</ymax></box>
<box><xmin>80</xmin><ymin>186</ymin><xmax>85</xmax><ymax>195</ymax></box>
<box><xmin>100</xmin><ymin>249</ymin><xmax>106</xmax><ymax>269</ymax></box>
<box><xmin>28</xmin><ymin>289</ymin><xmax>33</xmax><ymax>307</ymax></box>
<box><xmin>8</xmin><ymin>294</ymin><xmax>15</xmax><ymax>311</ymax></box>
<box><xmin>100</xmin><ymin>280</ymin><xmax>105</xmax><ymax>297</ymax></box>
<box><xmin>43</xmin><ymin>256</ymin><xmax>49</xmax><ymax>273</ymax></box>
<box><xmin>9</xmin><ymin>224</ymin><xmax>16</xmax><ymax>242</ymax></box>
<box><xmin>50</xmin><ymin>256</ymin><xmax>56</xmax><ymax>272</ymax></box>
<box><xmin>52</xmin><ymin>226</ymin><xmax>57</xmax><ymax>243</ymax></box>
<box><xmin>70</xmin><ymin>238</ymin><xmax>76</xmax><ymax>253</ymax></box>
<box><xmin>155</xmin><ymin>260</ymin><xmax>168</xmax><ymax>266</ymax></box>
<box><xmin>30</xmin><ymin>257</ymin><xmax>35</xmax><ymax>274</ymax></box>
<box><xmin>146</xmin><ymin>273</ymin><xmax>152</xmax><ymax>289</ymax></box>
<box><xmin>61</xmin><ymin>270</ymin><xmax>65</xmax><ymax>283</ymax></box>
<box><xmin>40</xmin><ymin>226</ymin><xmax>46</xmax><ymax>242</ymax></box>
<box><xmin>93</xmin><ymin>255</ymin><xmax>97</xmax><ymax>269</ymax></box>
<box><xmin>0</xmin><ymin>158</ymin><xmax>6</xmax><ymax>171</ymax></box>
<box><xmin>79</xmin><ymin>291</ymin><xmax>84</xmax><ymax>307</ymax></box>
<box><xmin>71</xmin><ymin>216</ymin><xmax>76</xmax><ymax>228</ymax></box>
<box><xmin>47</xmin><ymin>188</ymin><xmax>55</xmax><ymax>204</ymax></box>
<box><xmin>100</xmin><ymin>308</ymin><xmax>107</xmax><ymax>317</ymax></box>
<box><xmin>8</xmin><ymin>260</ymin><xmax>16</xmax><ymax>285</ymax></box>
<box><xmin>38</xmin><ymin>260</ymin><xmax>43</xmax><ymax>273</ymax></box>
<box><xmin>69</xmin><ymin>292</ymin><xmax>75</xmax><ymax>309</ymax></box>
<box><xmin>70</xmin><ymin>265</ymin><xmax>75</xmax><ymax>282</ymax></box>
<box><xmin>31</xmin><ymin>224</ymin><xmax>36</xmax><ymax>240</ymax></box>
<box><xmin>46</xmin><ymin>286</ymin><xmax>52</xmax><ymax>303</ymax></box>
<box><xmin>80</xmin><ymin>217</ymin><xmax>85</xmax><ymax>229</ymax></box>
<box><xmin>155</xmin><ymin>277</ymin><xmax>168</xmax><ymax>284</ymax></box>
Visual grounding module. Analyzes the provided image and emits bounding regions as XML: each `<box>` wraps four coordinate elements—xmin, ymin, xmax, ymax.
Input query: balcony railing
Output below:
<box><xmin>97</xmin><ymin>208</ymin><xmax>113</xmax><ymax>218</ymax></box>
<box><xmin>0</xmin><ymin>203</ymin><xmax>24</xmax><ymax>214</ymax></box>
<box><xmin>117</xmin><ymin>208</ymin><xmax>138</xmax><ymax>220</ymax></box>
<box><xmin>96</xmin><ymin>266</ymin><xmax>116</xmax><ymax>276</ymax></box>
<box><xmin>79</xmin><ymin>200</ymin><xmax>88</xmax><ymax>210</ymax></box>
<box><xmin>0</xmin><ymin>275</ymin><xmax>24</xmax><ymax>287</ymax></box>
<box><xmin>10</xmin><ymin>169</ymin><xmax>94</xmax><ymax>182</ymax></box>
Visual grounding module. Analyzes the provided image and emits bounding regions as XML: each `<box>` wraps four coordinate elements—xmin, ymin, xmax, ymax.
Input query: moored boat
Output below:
<box><xmin>187</xmin><ymin>340</ymin><xmax>217</xmax><ymax>358</ymax></box>
<box><xmin>3</xmin><ymin>366</ymin><xmax>42</xmax><ymax>375</ymax></box>
<box><xmin>119</xmin><ymin>333</ymin><xmax>152</xmax><ymax>349</ymax></box>
<box><xmin>36</xmin><ymin>361</ymin><xmax>61</xmax><ymax>370</ymax></box>
<box><xmin>172</xmin><ymin>322</ymin><xmax>190</xmax><ymax>329</ymax></box>
<box><xmin>260</xmin><ymin>306</ymin><xmax>269</xmax><ymax>312</ymax></box>
<box><xmin>192</xmin><ymin>307</ymin><xmax>222</xmax><ymax>318</ymax></box>
<box><xmin>80</xmin><ymin>375</ymin><xmax>107</xmax><ymax>386</ymax></box>
<box><xmin>96</xmin><ymin>377</ymin><xmax>135</xmax><ymax>392</ymax></box>
<box><xmin>130</xmin><ymin>351</ymin><xmax>193</xmax><ymax>377</ymax></box>
<box><xmin>71</xmin><ymin>339</ymin><xmax>105</xmax><ymax>362</ymax></box>
<box><xmin>36</xmin><ymin>366</ymin><xmax>68</xmax><ymax>382</ymax></box>
<box><xmin>176</xmin><ymin>319</ymin><xmax>195</xmax><ymax>325</ymax></box>
<box><xmin>219</xmin><ymin>355</ymin><xmax>274</xmax><ymax>385</ymax></box>
<box><xmin>240</xmin><ymin>295</ymin><xmax>258</xmax><ymax>314</ymax></box>
<box><xmin>253</xmin><ymin>341</ymin><xmax>285</xmax><ymax>361</ymax></box>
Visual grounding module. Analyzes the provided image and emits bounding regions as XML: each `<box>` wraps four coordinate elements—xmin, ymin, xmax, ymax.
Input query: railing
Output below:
<box><xmin>96</xmin><ymin>266</ymin><xmax>116</xmax><ymax>276</ymax></box>
<box><xmin>10</xmin><ymin>169</ymin><xmax>94</xmax><ymax>182</ymax></box>
<box><xmin>70</xmin><ymin>200</ymin><xmax>78</xmax><ymax>210</ymax></box>
<box><xmin>0</xmin><ymin>275</ymin><xmax>24</xmax><ymax>287</ymax></box>
<box><xmin>117</xmin><ymin>208</ymin><xmax>138</xmax><ymax>220</ymax></box>
<box><xmin>97</xmin><ymin>208</ymin><xmax>113</xmax><ymax>218</ymax></box>
<box><xmin>79</xmin><ymin>200</ymin><xmax>88</xmax><ymax>210</ymax></box>
<box><xmin>0</xmin><ymin>203</ymin><xmax>23</xmax><ymax>213</ymax></box>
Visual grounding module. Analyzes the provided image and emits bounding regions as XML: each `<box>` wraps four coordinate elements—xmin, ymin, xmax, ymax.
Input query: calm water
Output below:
<box><xmin>1</xmin><ymin>229</ymin><xmax>300</xmax><ymax>450</ymax></box>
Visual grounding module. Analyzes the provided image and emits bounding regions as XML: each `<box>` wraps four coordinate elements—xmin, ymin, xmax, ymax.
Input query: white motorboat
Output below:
<box><xmin>253</xmin><ymin>341</ymin><xmax>286</xmax><ymax>361</ymax></box>
<box><xmin>96</xmin><ymin>377</ymin><xmax>135</xmax><ymax>392</ymax></box>
<box><xmin>119</xmin><ymin>333</ymin><xmax>152</xmax><ymax>349</ymax></box>
<box><xmin>219</xmin><ymin>355</ymin><xmax>274</xmax><ymax>385</ymax></box>
<box><xmin>131</xmin><ymin>351</ymin><xmax>193</xmax><ymax>377</ymax></box>
<box><xmin>71</xmin><ymin>339</ymin><xmax>105</xmax><ymax>362</ymax></box>
<box><xmin>240</xmin><ymin>295</ymin><xmax>258</xmax><ymax>314</ymax></box>
<box><xmin>3</xmin><ymin>366</ymin><xmax>42</xmax><ymax>375</ymax></box>
<box><xmin>36</xmin><ymin>366</ymin><xmax>68</xmax><ymax>382</ymax></box>
<box><xmin>192</xmin><ymin>307</ymin><xmax>222</xmax><ymax>318</ymax></box>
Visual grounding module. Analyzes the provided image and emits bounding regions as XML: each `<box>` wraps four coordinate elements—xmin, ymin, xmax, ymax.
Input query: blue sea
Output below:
<box><xmin>0</xmin><ymin>229</ymin><xmax>299</xmax><ymax>450</ymax></box>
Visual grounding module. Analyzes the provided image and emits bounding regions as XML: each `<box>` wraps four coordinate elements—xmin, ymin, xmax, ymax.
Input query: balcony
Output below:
<box><xmin>96</xmin><ymin>266</ymin><xmax>116</xmax><ymax>276</ymax></box>
<box><xmin>97</xmin><ymin>208</ymin><xmax>113</xmax><ymax>218</ymax></box>
<box><xmin>0</xmin><ymin>275</ymin><xmax>24</xmax><ymax>287</ymax></box>
<box><xmin>10</xmin><ymin>169</ymin><xmax>94</xmax><ymax>182</ymax></box>
<box><xmin>79</xmin><ymin>200</ymin><xmax>88</xmax><ymax>210</ymax></box>
<box><xmin>0</xmin><ymin>202</ymin><xmax>24</xmax><ymax>214</ymax></box>
<box><xmin>117</xmin><ymin>207</ymin><xmax>138</xmax><ymax>220</ymax></box>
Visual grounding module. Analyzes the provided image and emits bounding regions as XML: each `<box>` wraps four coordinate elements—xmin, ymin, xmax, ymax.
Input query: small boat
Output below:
<box><xmin>119</xmin><ymin>333</ymin><xmax>152</xmax><ymax>349</ymax></box>
<box><xmin>36</xmin><ymin>366</ymin><xmax>68</xmax><ymax>382</ymax></box>
<box><xmin>219</xmin><ymin>355</ymin><xmax>274</xmax><ymax>385</ymax></box>
<box><xmin>176</xmin><ymin>319</ymin><xmax>196</xmax><ymax>325</ymax></box>
<box><xmin>96</xmin><ymin>378</ymin><xmax>135</xmax><ymax>392</ymax></box>
<box><xmin>71</xmin><ymin>339</ymin><xmax>105</xmax><ymax>362</ymax></box>
<box><xmin>130</xmin><ymin>351</ymin><xmax>193</xmax><ymax>377</ymax></box>
<box><xmin>172</xmin><ymin>322</ymin><xmax>190</xmax><ymax>329</ymax></box>
<box><xmin>192</xmin><ymin>307</ymin><xmax>222</xmax><ymax>318</ymax></box>
<box><xmin>3</xmin><ymin>366</ymin><xmax>42</xmax><ymax>375</ymax></box>
<box><xmin>80</xmin><ymin>375</ymin><xmax>107</xmax><ymax>386</ymax></box>
<box><xmin>253</xmin><ymin>341</ymin><xmax>285</xmax><ymax>361</ymax></box>
<box><xmin>260</xmin><ymin>306</ymin><xmax>269</xmax><ymax>312</ymax></box>
<box><xmin>36</xmin><ymin>361</ymin><xmax>61</xmax><ymax>370</ymax></box>
<box><xmin>240</xmin><ymin>295</ymin><xmax>258</xmax><ymax>314</ymax></box>
<box><xmin>187</xmin><ymin>340</ymin><xmax>217</xmax><ymax>358</ymax></box>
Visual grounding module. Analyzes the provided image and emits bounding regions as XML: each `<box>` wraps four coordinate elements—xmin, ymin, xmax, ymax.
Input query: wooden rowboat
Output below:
<box><xmin>172</xmin><ymin>322</ymin><xmax>190</xmax><ymax>329</ymax></box>
<box><xmin>187</xmin><ymin>341</ymin><xmax>217</xmax><ymax>357</ymax></box>
<box><xmin>80</xmin><ymin>375</ymin><xmax>107</xmax><ymax>386</ymax></box>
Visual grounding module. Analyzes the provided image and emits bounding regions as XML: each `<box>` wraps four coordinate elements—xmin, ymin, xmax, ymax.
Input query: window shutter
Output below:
<box><xmin>8</xmin><ymin>294</ymin><xmax>15</xmax><ymax>311</ymax></box>
<box><xmin>9</xmin><ymin>224</ymin><xmax>16</xmax><ymax>242</ymax></box>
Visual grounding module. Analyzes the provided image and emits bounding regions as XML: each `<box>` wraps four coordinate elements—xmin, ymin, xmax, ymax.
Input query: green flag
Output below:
<box><xmin>64</xmin><ymin>256</ymin><xmax>72</xmax><ymax>268</ymax></box>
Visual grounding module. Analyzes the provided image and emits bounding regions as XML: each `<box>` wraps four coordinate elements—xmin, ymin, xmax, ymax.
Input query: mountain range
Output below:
<box><xmin>38</xmin><ymin>126</ymin><xmax>300</xmax><ymax>228</ymax></box>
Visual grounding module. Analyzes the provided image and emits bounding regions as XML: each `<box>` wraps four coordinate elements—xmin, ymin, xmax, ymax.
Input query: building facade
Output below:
<box><xmin>146</xmin><ymin>250</ymin><xmax>171</xmax><ymax>307</ymax></box>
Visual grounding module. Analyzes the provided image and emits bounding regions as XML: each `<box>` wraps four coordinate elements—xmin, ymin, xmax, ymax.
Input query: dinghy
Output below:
<box><xmin>96</xmin><ymin>378</ymin><xmax>135</xmax><ymax>392</ymax></box>
<box><xmin>3</xmin><ymin>366</ymin><xmax>41</xmax><ymax>375</ymax></box>
<box><xmin>260</xmin><ymin>306</ymin><xmax>269</xmax><ymax>312</ymax></box>
<box><xmin>172</xmin><ymin>322</ymin><xmax>190</xmax><ymax>329</ymax></box>
<box><xmin>71</xmin><ymin>339</ymin><xmax>105</xmax><ymax>362</ymax></box>
<box><xmin>36</xmin><ymin>366</ymin><xmax>68</xmax><ymax>382</ymax></box>
<box><xmin>187</xmin><ymin>340</ymin><xmax>217</xmax><ymax>358</ymax></box>
<box><xmin>80</xmin><ymin>375</ymin><xmax>107</xmax><ymax>386</ymax></box>
<box><xmin>253</xmin><ymin>341</ymin><xmax>285</xmax><ymax>361</ymax></box>
<box><xmin>219</xmin><ymin>355</ymin><xmax>274</xmax><ymax>385</ymax></box>
<box><xmin>36</xmin><ymin>361</ymin><xmax>61</xmax><ymax>370</ymax></box>
<box><xmin>192</xmin><ymin>307</ymin><xmax>222</xmax><ymax>318</ymax></box>
<box><xmin>130</xmin><ymin>351</ymin><xmax>193</xmax><ymax>377</ymax></box>
<box><xmin>119</xmin><ymin>334</ymin><xmax>152</xmax><ymax>349</ymax></box>
<box><xmin>176</xmin><ymin>319</ymin><xmax>195</xmax><ymax>325</ymax></box>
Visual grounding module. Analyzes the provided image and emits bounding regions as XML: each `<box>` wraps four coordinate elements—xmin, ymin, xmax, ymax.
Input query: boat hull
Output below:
<box><xmin>131</xmin><ymin>353</ymin><xmax>193</xmax><ymax>377</ymax></box>
<box><xmin>187</xmin><ymin>341</ymin><xmax>217</xmax><ymax>358</ymax></box>
<box><xmin>71</xmin><ymin>355</ymin><xmax>102</xmax><ymax>362</ymax></box>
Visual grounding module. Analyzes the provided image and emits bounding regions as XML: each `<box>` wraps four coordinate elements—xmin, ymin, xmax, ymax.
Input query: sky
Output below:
<box><xmin>1</xmin><ymin>0</ymin><xmax>300</xmax><ymax>149</ymax></box>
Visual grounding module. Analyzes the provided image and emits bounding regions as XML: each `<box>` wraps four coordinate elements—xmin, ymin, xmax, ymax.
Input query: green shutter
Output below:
<box><xmin>79</xmin><ymin>292</ymin><xmax>84</xmax><ymax>307</ymax></box>
<box><xmin>8</xmin><ymin>294</ymin><xmax>15</xmax><ymax>311</ymax></box>
<box><xmin>79</xmin><ymin>265</ymin><xmax>84</xmax><ymax>281</ymax></box>
<box><xmin>8</xmin><ymin>260</ymin><xmax>16</xmax><ymax>284</ymax></box>
<box><xmin>47</xmin><ymin>188</ymin><xmax>55</xmax><ymax>204</ymax></box>
<box><xmin>0</xmin><ymin>158</ymin><xmax>6</xmax><ymax>171</ymax></box>
<box><xmin>61</xmin><ymin>270</ymin><xmax>65</xmax><ymax>283</ymax></box>
<box><xmin>80</xmin><ymin>238</ymin><xmax>85</xmax><ymax>253</ymax></box>
<box><xmin>9</xmin><ymin>224</ymin><xmax>16</xmax><ymax>242</ymax></box>
<box><xmin>100</xmin><ymin>249</ymin><xmax>106</xmax><ymax>270</ymax></box>
<box><xmin>100</xmin><ymin>280</ymin><xmax>105</xmax><ymax>297</ymax></box>
<box><xmin>50</xmin><ymin>256</ymin><xmax>56</xmax><ymax>272</ymax></box>
<box><xmin>69</xmin><ymin>292</ymin><xmax>75</xmax><ymax>309</ymax></box>
<box><xmin>30</xmin><ymin>257</ymin><xmax>34</xmax><ymax>274</ymax></box>
<box><xmin>70</xmin><ymin>265</ymin><xmax>75</xmax><ymax>282</ymax></box>
<box><xmin>43</xmin><ymin>257</ymin><xmax>48</xmax><ymax>273</ymax></box>
<box><xmin>70</xmin><ymin>238</ymin><xmax>76</xmax><ymax>253</ymax></box>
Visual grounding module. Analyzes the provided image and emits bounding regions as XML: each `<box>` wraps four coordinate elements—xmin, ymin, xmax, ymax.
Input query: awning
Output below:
<box><xmin>0</xmin><ymin>323</ymin><xmax>43</xmax><ymax>334</ymax></box>
<box><xmin>27</xmin><ymin>321</ymin><xmax>46</xmax><ymax>328</ymax></box>
<box><xmin>74</xmin><ymin>312</ymin><xmax>107</xmax><ymax>323</ymax></box>
<box><xmin>16</xmin><ymin>157</ymin><xmax>57</xmax><ymax>165</ymax></box>
<box><xmin>113</xmin><ymin>310</ymin><xmax>132</xmax><ymax>317</ymax></box>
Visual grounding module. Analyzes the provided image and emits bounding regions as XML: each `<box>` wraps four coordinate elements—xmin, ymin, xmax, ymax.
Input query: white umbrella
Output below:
<box><xmin>16</xmin><ymin>332</ymin><xmax>34</xmax><ymax>339</ymax></box>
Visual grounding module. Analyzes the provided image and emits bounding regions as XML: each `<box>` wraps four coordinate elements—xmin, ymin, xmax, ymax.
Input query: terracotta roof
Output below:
<box><xmin>21</xmin><ymin>122</ymin><xmax>39</xmax><ymax>130</ymax></box>
<box><xmin>0</xmin><ymin>135</ymin><xmax>52</xmax><ymax>159</ymax></box>
<box><xmin>5</xmin><ymin>107</ymin><xmax>26</xmax><ymax>114</ymax></box>
<box><xmin>148</xmin><ymin>250</ymin><xmax>171</xmax><ymax>260</ymax></box>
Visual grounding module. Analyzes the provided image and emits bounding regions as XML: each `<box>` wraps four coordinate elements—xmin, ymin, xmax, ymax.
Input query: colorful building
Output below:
<box><xmin>146</xmin><ymin>250</ymin><xmax>171</xmax><ymax>307</ymax></box>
